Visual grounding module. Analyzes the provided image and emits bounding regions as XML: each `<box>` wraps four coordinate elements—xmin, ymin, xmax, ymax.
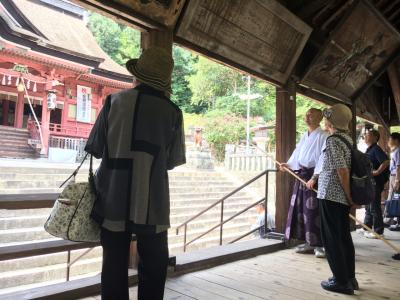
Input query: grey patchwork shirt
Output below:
<box><xmin>85</xmin><ymin>84</ymin><xmax>186</xmax><ymax>233</ymax></box>
<box><xmin>317</xmin><ymin>132</ymin><xmax>352</xmax><ymax>206</ymax></box>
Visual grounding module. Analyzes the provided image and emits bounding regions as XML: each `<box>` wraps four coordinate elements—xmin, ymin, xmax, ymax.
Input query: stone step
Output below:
<box><xmin>0</xmin><ymin>215</ymin><xmax>48</xmax><ymax>230</ymax></box>
<box><xmin>0</xmin><ymin>140</ymin><xmax>30</xmax><ymax>147</ymax></box>
<box><xmin>0</xmin><ymin>212</ymin><xmax>255</xmax><ymax>245</ymax></box>
<box><xmin>0</xmin><ymin>150</ymin><xmax>38</xmax><ymax>159</ymax></box>
<box><xmin>170</xmin><ymin>191</ymin><xmax>248</xmax><ymax>200</ymax></box>
<box><xmin>0</xmin><ymin>208</ymin><xmax>52</xmax><ymax>218</ymax></box>
<box><xmin>0</xmin><ymin>188</ymin><xmax>62</xmax><ymax>194</ymax></box>
<box><xmin>0</xmin><ymin>131</ymin><xmax>30</xmax><ymax>139</ymax></box>
<box><xmin>170</xmin><ymin>208</ymin><xmax>256</xmax><ymax>224</ymax></box>
<box><xmin>0</xmin><ymin>144</ymin><xmax>35</xmax><ymax>151</ymax></box>
<box><xmin>0</xmin><ymin>246</ymin><xmax>103</xmax><ymax>273</ymax></box>
<box><xmin>0</xmin><ymin>180</ymin><xmax>66</xmax><ymax>189</ymax></box>
<box><xmin>0</xmin><ymin>180</ymin><xmax>237</xmax><ymax>191</ymax></box>
<box><xmin>0</xmin><ymin>256</ymin><xmax>102</xmax><ymax>289</ymax></box>
<box><xmin>0</xmin><ymin>201</ymin><xmax>256</xmax><ymax>229</ymax></box>
<box><xmin>0</xmin><ymin>227</ymin><xmax>54</xmax><ymax>244</ymax></box>
<box><xmin>170</xmin><ymin>199</ymin><xmax>254</xmax><ymax>212</ymax></box>
<box><xmin>168</xmin><ymin>230</ymin><xmax>255</xmax><ymax>254</ymax></box>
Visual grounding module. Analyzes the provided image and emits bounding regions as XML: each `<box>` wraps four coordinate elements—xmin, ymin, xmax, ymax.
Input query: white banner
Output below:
<box><xmin>76</xmin><ymin>85</ymin><xmax>92</xmax><ymax>123</ymax></box>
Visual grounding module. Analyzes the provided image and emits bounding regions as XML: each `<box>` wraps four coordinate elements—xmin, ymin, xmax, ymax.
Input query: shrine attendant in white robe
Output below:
<box><xmin>280</xmin><ymin>108</ymin><xmax>328</xmax><ymax>258</ymax></box>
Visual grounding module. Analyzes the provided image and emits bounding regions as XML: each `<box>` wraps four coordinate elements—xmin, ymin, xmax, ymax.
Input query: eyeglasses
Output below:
<box><xmin>323</xmin><ymin>108</ymin><xmax>333</xmax><ymax>119</ymax></box>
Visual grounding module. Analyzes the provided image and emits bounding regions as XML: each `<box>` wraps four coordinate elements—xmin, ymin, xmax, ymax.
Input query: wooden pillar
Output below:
<box><xmin>141</xmin><ymin>29</ymin><xmax>173</xmax><ymax>53</ymax></box>
<box><xmin>14</xmin><ymin>92</ymin><xmax>24</xmax><ymax>128</ymax></box>
<box><xmin>378</xmin><ymin>126</ymin><xmax>390</xmax><ymax>153</ymax></box>
<box><xmin>275</xmin><ymin>82</ymin><xmax>296</xmax><ymax>233</ymax></box>
<box><xmin>2</xmin><ymin>100</ymin><xmax>9</xmax><ymax>126</ymax></box>
<box><xmin>378</xmin><ymin>126</ymin><xmax>391</xmax><ymax>203</ymax></box>
<box><xmin>41</xmin><ymin>94</ymin><xmax>50</xmax><ymax>155</ymax></box>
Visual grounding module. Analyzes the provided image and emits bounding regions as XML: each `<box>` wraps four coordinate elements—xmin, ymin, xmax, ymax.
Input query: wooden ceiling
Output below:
<box><xmin>71</xmin><ymin>0</ymin><xmax>400</xmax><ymax>126</ymax></box>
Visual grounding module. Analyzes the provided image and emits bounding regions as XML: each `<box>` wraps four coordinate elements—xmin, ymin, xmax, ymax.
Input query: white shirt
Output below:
<box><xmin>287</xmin><ymin>127</ymin><xmax>328</xmax><ymax>174</ymax></box>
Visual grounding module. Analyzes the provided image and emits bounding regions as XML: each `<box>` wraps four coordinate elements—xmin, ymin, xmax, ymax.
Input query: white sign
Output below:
<box><xmin>76</xmin><ymin>85</ymin><xmax>92</xmax><ymax>123</ymax></box>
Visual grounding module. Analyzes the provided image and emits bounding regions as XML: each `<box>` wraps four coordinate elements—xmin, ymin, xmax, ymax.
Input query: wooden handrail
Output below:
<box><xmin>0</xmin><ymin>193</ymin><xmax>59</xmax><ymax>209</ymax></box>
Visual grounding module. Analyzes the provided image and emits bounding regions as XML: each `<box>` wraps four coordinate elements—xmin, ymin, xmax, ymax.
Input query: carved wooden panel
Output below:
<box><xmin>176</xmin><ymin>0</ymin><xmax>312</xmax><ymax>84</ymax></box>
<box><xmin>302</xmin><ymin>0</ymin><xmax>400</xmax><ymax>101</ymax></box>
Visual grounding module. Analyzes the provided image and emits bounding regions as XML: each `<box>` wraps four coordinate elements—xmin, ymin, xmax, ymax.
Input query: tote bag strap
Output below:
<box><xmin>59</xmin><ymin>152</ymin><xmax>90</xmax><ymax>188</ymax></box>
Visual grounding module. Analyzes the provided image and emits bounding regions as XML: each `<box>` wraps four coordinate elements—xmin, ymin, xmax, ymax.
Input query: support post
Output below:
<box><xmin>275</xmin><ymin>81</ymin><xmax>296</xmax><ymax>233</ymax></box>
<box><xmin>14</xmin><ymin>92</ymin><xmax>24</xmax><ymax>128</ymax></box>
<box><xmin>41</xmin><ymin>94</ymin><xmax>50</xmax><ymax>155</ymax></box>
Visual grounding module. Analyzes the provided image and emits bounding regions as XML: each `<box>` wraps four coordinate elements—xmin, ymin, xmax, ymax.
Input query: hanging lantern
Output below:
<box><xmin>47</xmin><ymin>91</ymin><xmax>56</xmax><ymax>110</ymax></box>
<box><xmin>33</xmin><ymin>82</ymin><xmax>37</xmax><ymax>92</ymax></box>
<box><xmin>27</xmin><ymin>80</ymin><xmax>31</xmax><ymax>89</ymax></box>
<box><xmin>1</xmin><ymin>75</ymin><xmax>5</xmax><ymax>85</ymax></box>
<box><xmin>7</xmin><ymin>75</ymin><xmax>12</xmax><ymax>85</ymax></box>
<box><xmin>16</xmin><ymin>77</ymin><xmax>19</xmax><ymax>86</ymax></box>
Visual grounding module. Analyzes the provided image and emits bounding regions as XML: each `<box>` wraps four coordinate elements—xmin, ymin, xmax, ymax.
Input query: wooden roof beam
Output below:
<box><xmin>383</xmin><ymin>0</ymin><xmax>400</xmax><ymax>14</ymax></box>
<box><xmin>388</xmin><ymin>5</ymin><xmax>400</xmax><ymax>21</ymax></box>
<box><xmin>387</xmin><ymin>63</ymin><xmax>400</xmax><ymax>124</ymax></box>
<box><xmin>71</xmin><ymin>0</ymin><xmax>165</xmax><ymax>30</ymax></box>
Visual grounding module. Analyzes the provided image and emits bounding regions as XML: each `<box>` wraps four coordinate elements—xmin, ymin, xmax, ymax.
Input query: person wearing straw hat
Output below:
<box><xmin>85</xmin><ymin>47</ymin><xmax>186</xmax><ymax>300</ymax></box>
<box><xmin>309</xmin><ymin>104</ymin><xmax>359</xmax><ymax>295</ymax></box>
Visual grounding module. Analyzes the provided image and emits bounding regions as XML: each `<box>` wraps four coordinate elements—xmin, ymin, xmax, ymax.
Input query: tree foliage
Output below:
<box><xmin>88</xmin><ymin>13</ymin><xmax>140</xmax><ymax>66</ymax></box>
<box><xmin>87</xmin><ymin>13</ymin><xmax>326</xmax><ymax>155</ymax></box>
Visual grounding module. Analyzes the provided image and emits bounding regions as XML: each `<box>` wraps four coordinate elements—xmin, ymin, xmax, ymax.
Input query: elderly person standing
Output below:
<box><xmin>281</xmin><ymin>108</ymin><xmax>328</xmax><ymax>258</ymax></box>
<box><xmin>358</xmin><ymin>129</ymin><xmax>389</xmax><ymax>238</ymax></box>
<box><xmin>85</xmin><ymin>47</ymin><xmax>186</xmax><ymax>300</ymax></box>
<box><xmin>310</xmin><ymin>104</ymin><xmax>358</xmax><ymax>295</ymax></box>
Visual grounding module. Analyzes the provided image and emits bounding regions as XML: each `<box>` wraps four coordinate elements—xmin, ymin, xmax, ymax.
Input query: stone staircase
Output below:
<box><xmin>0</xmin><ymin>165</ymin><xmax>259</xmax><ymax>293</ymax></box>
<box><xmin>0</xmin><ymin>126</ymin><xmax>38</xmax><ymax>159</ymax></box>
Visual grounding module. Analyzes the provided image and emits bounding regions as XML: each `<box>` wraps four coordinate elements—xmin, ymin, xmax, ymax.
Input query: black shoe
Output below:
<box><xmin>328</xmin><ymin>277</ymin><xmax>359</xmax><ymax>290</ymax></box>
<box><xmin>321</xmin><ymin>279</ymin><xmax>354</xmax><ymax>295</ymax></box>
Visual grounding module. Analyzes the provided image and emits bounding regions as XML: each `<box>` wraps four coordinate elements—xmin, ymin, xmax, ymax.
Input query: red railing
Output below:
<box><xmin>35</xmin><ymin>122</ymin><xmax>91</xmax><ymax>138</ymax></box>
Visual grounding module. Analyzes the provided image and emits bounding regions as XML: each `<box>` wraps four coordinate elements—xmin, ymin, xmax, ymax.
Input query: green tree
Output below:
<box><xmin>188</xmin><ymin>56</ymin><xmax>240</xmax><ymax>109</ymax></box>
<box><xmin>115</xmin><ymin>27</ymin><xmax>141</xmax><ymax>64</ymax></box>
<box><xmin>203</xmin><ymin>110</ymin><xmax>247</xmax><ymax>161</ymax></box>
<box><xmin>88</xmin><ymin>13</ymin><xmax>122</xmax><ymax>63</ymax></box>
<box><xmin>171</xmin><ymin>46</ymin><xmax>204</xmax><ymax>112</ymax></box>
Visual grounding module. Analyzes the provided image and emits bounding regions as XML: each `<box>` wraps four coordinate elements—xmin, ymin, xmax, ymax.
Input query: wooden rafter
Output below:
<box><xmin>321</xmin><ymin>0</ymin><xmax>354</xmax><ymax>31</ymax></box>
<box><xmin>388</xmin><ymin>6</ymin><xmax>400</xmax><ymax>21</ymax></box>
<box><xmin>297</xmin><ymin>0</ymin><xmax>332</xmax><ymax>19</ymax></box>
<box><xmin>383</xmin><ymin>0</ymin><xmax>400</xmax><ymax>14</ymax></box>
<box><xmin>387</xmin><ymin>63</ymin><xmax>400</xmax><ymax>124</ymax></box>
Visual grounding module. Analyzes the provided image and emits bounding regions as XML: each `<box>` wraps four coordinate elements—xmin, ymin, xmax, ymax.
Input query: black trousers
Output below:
<box><xmin>364</xmin><ymin>184</ymin><xmax>384</xmax><ymax>234</ymax></box>
<box><xmin>100</xmin><ymin>228</ymin><xmax>169</xmax><ymax>300</ymax></box>
<box><xmin>319</xmin><ymin>199</ymin><xmax>355</xmax><ymax>284</ymax></box>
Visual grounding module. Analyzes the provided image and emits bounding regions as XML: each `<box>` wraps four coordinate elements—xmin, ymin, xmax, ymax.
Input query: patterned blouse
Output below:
<box><xmin>317</xmin><ymin>132</ymin><xmax>352</xmax><ymax>206</ymax></box>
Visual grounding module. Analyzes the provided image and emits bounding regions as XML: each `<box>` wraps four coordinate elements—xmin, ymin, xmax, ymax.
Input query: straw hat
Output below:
<box><xmin>323</xmin><ymin>104</ymin><xmax>352</xmax><ymax>131</ymax></box>
<box><xmin>126</xmin><ymin>47</ymin><xmax>174</xmax><ymax>93</ymax></box>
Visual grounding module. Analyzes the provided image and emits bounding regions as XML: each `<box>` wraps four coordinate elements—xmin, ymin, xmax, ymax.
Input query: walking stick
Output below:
<box><xmin>273</xmin><ymin>159</ymin><xmax>400</xmax><ymax>259</ymax></box>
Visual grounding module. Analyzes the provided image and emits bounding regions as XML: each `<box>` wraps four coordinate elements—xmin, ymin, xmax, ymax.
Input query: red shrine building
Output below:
<box><xmin>0</xmin><ymin>0</ymin><xmax>133</xmax><ymax>158</ymax></box>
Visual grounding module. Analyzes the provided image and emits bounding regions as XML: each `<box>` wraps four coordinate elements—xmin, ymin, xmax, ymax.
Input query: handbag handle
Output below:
<box><xmin>59</xmin><ymin>153</ymin><xmax>92</xmax><ymax>188</ymax></box>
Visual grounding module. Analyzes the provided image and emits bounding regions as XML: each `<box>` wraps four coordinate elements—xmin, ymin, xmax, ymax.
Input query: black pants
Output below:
<box><xmin>364</xmin><ymin>184</ymin><xmax>384</xmax><ymax>234</ymax></box>
<box><xmin>100</xmin><ymin>228</ymin><xmax>169</xmax><ymax>300</ymax></box>
<box><xmin>319</xmin><ymin>199</ymin><xmax>355</xmax><ymax>284</ymax></box>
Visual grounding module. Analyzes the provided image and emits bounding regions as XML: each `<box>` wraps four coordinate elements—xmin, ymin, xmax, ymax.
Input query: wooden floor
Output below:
<box><xmin>82</xmin><ymin>231</ymin><xmax>400</xmax><ymax>300</ymax></box>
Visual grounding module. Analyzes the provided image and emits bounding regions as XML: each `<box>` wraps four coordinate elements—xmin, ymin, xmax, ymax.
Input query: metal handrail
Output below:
<box><xmin>175</xmin><ymin>169</ymin><xmax>277</xmax><ymax>251</ymax></box>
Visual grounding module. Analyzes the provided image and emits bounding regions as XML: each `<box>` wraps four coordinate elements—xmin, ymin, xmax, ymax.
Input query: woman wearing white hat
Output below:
<box><xmin>85</xmin><ymin>47</ymin><xmax>186</xmax><ymax>300</ymax></box>
<box><xmin>311</xmin><ymin>104</ymin><xmax>358</xmax><ymax>295</ymax></box>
